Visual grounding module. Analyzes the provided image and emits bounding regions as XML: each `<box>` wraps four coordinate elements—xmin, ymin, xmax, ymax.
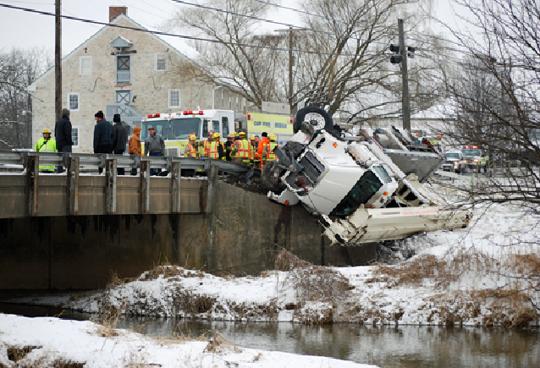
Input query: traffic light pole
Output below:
<box><xmin>398</xmin><ymin>19</ymin><xmax>411</xmax><ymax>131</ymax></box>
<box><xmin>55</xmin><ymin>0</ymin><xmax>62</xmax><ymax>122</ymax></box>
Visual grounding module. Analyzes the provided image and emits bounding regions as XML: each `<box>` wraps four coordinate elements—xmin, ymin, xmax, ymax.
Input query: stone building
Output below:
<box><xmin>29</xmin><ymin>7</ymin><xmax>246</xmax><ymax>153</ymax></box>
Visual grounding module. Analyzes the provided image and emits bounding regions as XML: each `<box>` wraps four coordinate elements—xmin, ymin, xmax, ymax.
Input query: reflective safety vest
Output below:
<box><xmin>203</xmin><ymin>139</ymin><xmax>212</xmax><ymax>157</ymax></box>
<box><xmin>266</xmin><ymin>142</ymin><xmax>277</xmax><ymax>161</ymax></box>
<box><xmin>208</xmin><ymin>141</ymin><xmax>222</xmax><ymax>160</ymax></box>
<box><xmin>35</xmin><ymin>137</ymin><xmax>57</xmax><ymax>172</ymax></box>
<box><xmin>235</xmin><ymin>139</ymin><xmax>251</xmax><ymax>160</ymax></box>
<box><xmin>184</xmin><ymin>142</ymin><xmax>197</xmax><ymax>158</ymax></box>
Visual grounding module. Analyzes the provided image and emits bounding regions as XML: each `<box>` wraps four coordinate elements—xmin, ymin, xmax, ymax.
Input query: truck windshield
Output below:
<box><xmin>330</xmin><ymin>170</ymin><xmax>383</xmax><ymax>219</ymax></box>
<box><xmin>142</xmin><ymin>118</ymin><xmax>201</xmax><ymax>140</ymax></box>
<box><xmin>446</xmin><ymin>152</ymin><xmax>461</xmax><ymax>159</ymax></box>
<box><xmin>462</xmin><ymin>149</ymin><xmax>481</xmax><ymax>157</ymax></box>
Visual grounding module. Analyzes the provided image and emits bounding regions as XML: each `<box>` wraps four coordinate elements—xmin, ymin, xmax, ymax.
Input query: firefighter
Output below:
<box><xmin>224</xmin><ymin>133</ymin><xmax>235</xmax><ymax>161</ymax></box>
<box><xmin>184</xmin><ymin>134</ymin><xmax>198</xmax><ymax>158</ymax></box>
<box><xmin>256</xmin><ymin>132</ymin><xmax>270</xmax><ymax>169</ymax></box>
<box><xmin>266</xmin><ymin>133</ymin><xmax>278</xmax><ymax>163</ymax></box>
<box><xmin>35</xmin><ymin>128</ymin><xmax>57</xmax><ymax>172</ymax></box>
<box><xmin>207</xmin><ymin>132</ymin><xmax>224</xmax><ymax>160</ymax></box>
<box><xmin>234</xmin><ymin>131</ymin><xmax>252</xmax><ymax>165</ymax></box>
<box><xmin>203</xmin><ymin>130</ymin><xmax>213</xmax><ymax>158</ymax></box>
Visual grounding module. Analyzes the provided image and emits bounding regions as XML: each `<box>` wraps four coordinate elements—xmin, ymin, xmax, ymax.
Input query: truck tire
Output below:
<box><xmin>293</xmin><ymin>106</ymin><xmax>333</xmax><ymax>134</ymax></box>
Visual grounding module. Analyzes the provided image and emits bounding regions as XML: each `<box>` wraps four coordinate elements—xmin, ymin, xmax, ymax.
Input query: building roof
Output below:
<box><xmin>29</xmin><ymin>13</ymin><xmax>199</xmax><ymax>90</ymax></box>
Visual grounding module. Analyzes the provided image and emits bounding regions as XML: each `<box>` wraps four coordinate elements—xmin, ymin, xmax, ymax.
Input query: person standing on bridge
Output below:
<box><xmin>112</xmin><ymin>113</ymin><xmax>128</xmax><ymax>175</ymax></box>
<box><xmin>54</xmin><ymin>108</ymin><xmax>73</xmax><ymax>173</ymax></box>
<box><xmin>54</xmin><ymin>108</ymin><xmax>73</xmax><ymax>154</ymax></box>
<box><xmin>128</xmin><ymin>126</ymin><xmax>142</xmax><ymax>176</ymax></box>
<box><xmin>35</xmin><ymin>128</ymin><xmax>57</xmax><ymax>173</ymax></box>
<box><xmin>144</xmin><ymin>126</ymin><xmax>165</xmax><ymax>176</ymax></box>
<box><xmin>93</xmin><ymin>111</ymin><xmax>113</xmax><ymax>174</ymax></box>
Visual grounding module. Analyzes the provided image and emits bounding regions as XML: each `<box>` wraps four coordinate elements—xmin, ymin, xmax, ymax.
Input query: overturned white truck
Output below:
<box><xmin>262</xmin><ymin>106</ymin><xmax>470</xmax><ymax>245</ymax></box>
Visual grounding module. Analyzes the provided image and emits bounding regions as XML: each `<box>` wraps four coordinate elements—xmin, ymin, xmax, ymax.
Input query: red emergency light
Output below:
<box><xmin>247</xmin><ymin>113</ymin><xmax>252</xmax><ymax>121</ymax></box>
<box><xmin>146</xmin><ymin>113</ymin><xmax>160</xmax><ymax>118</ymax></box>
<box><xmin>182</xmin><ymin>110</ymin><xmax>205</xmax><ymax>115</ymax></box>
<box><xmin>464</xmin><ymin>145</ymin><xmax>479</xmax><ymax>149</ymax></box>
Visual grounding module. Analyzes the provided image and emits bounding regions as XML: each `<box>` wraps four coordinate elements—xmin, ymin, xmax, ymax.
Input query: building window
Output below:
<box><xmin>71</xmin><ymin>127</ymin><xmax>79</xmax><ymax>147</ymax></box>
<box><xmin>116</xmin><ymin>90</ymin><xmax>131</xmax><ymax>105</ymax></box>
<box><xmin>67</xmin><ymin>93</ymin><xmax>79</xmax><ymax>111</ymax></box>
<box><xmin>79</xmin><ymin>56</ymin><xmax>92</xmax><ymax>76</ymax></box>
<box><xmin>117</xmin><ymin>55</ymin><xmax>130</xmax><ymax>83</ymax></box>
<box><xmin>168</xmin><ymin>89</ymin><xmax>180</xmax><ymax>108</ymax></box>
<box><xmin>222</xmin><ymin>117</ymin><xmax>229</xmax><ymax>137</ymax></box>
<box><xmin>155</xmin><ymin>54</ymin><xmax>166</xmax><ymax>71</ymax></box>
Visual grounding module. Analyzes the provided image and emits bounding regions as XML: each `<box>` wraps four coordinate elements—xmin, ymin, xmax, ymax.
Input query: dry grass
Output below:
<box><xmin>274</xmin><ymin>249</ymin><xmax>312</xmax><ymax>271</ymax></box>
<box><xmin>7</xmin><ymin>346</ymin><xmax>38</xmax><ymax>362</ymax></box>
<box><xmin>203</xmin><ymin>332</ymin><xmax>240</xmax><ymax>354</ymax></box>
<box><xmin>369</xmin><ymin>254</ymin><xmax>458</xmax><ymax>287</ymax></box>
<box><xmin>91</xmin><ymin>291</ymin><xmax>123</xmax><ymax>337</ymax></box>
<box><xmin>508</xmin><ymin>253</ymin><xmax>540</xmax><ymax>275</ymax></box>
<box><xmin>289</xmin><ymin>266</ymin><xmax>353</xmax><ymax>304</ymax></box>
<box><xmin>139</xmin><ymin>265</ymin><xmax>204</xmax><ymax>281</ymax></box>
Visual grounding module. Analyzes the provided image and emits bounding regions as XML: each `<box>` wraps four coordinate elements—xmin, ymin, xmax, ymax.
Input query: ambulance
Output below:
<box><xmin>141</xmin><ymin>109</ymin><xmax>235</xmax><ymax>157</ymax></box>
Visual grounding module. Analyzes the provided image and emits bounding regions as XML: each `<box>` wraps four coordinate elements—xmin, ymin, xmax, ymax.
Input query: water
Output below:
<box><xmin>1</xmin><ymin>303</ymin><xmax>538</xmax><ymax>368</ymax></box>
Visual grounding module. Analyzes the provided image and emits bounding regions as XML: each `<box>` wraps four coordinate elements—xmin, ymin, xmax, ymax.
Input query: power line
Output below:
<box><xmin>170</xmin><ymin>0</ymin><xmax>391</xmax><ymax>47</ymax></box>
<box><xmin>0</xmin><ymin>2</ymin><xmax>383</xmax><ymax>57</ymax></box>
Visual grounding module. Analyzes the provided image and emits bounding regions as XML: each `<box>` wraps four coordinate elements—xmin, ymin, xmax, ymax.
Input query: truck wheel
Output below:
<box><xmin>293</xmin><ymin>106</ymin><xmax>333</xmax><ymax>134</ymax></box>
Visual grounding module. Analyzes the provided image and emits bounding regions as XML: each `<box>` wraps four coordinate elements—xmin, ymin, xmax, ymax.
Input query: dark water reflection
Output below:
<box><xmin>1</xmin><ymin>303</ymin><xmax>538</xmax><ymax>368</ymax></box>
<box><xmin>117</xmin><ymin>318</ymin><xmax>539</xmax><ymax>368</ymax></box>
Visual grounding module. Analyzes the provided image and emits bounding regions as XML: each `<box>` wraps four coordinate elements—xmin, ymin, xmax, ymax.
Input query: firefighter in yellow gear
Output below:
<box><xmin>183</xmin><ymin>134</ymin><xmax>198</xmax><ymax>158</ymax></box>
<box><xmin>202</xmin><ymin>131</ymin><xmax>213</xmax><ymax>158</ymax></box>
<box><xmin>234</xmin><ymin>131</ymin><xmax>252</xmax><ymax>164</ymax></box>
<box><xmin>207</xmin><ymin>132</ymin><xmax>224</xmax><ymax>160</ymax></box>
<box><xmin>259</xmin><ymin>132</ymin><xmax>277</xmax><ymax>169</ymax></box>
<box><xmin>35</xmin><ymin>128</ymin><xmax>57</xmax><ymax>172</ymax></box>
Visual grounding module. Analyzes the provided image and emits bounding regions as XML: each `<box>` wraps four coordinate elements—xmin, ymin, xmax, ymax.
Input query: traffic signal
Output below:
<box><xmin>389</xmin><ymin>44</ymin><xmax>402</xmax><ymax>64</ymax></box>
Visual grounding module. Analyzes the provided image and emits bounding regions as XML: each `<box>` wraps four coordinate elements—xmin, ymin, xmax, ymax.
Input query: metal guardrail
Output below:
<box><xmin>0</xmin><ymin>151</ymin><xmax>249</xmax><ymax>175</ymax></box>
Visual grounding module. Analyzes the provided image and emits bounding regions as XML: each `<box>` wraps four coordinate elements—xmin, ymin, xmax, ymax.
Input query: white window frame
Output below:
<box><xmin>155</xmin><ymin>54</ymin><xmax>167</xmax><ymax>71</ymax></box>
<box><xmin>79</xmin><ymin>56</ymin><xmax>92</xmax><ymax>76</ymax></box>
<box><xmin>168</xmin><ymin>89</ymin><xmax>181</xmax><ymax>108</ymax></box>
<box><xmin>71</xmin><ymin>126</ymin><xmax>79</xmax><ymax>148</ymax></box>
<box><xmin>67</xmin><ymin>93</ymin><xmax>80</xmax><ymax>112</ymax></box>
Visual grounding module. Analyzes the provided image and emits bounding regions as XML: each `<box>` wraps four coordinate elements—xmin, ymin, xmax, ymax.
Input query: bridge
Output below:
<box><xmin>0</xmin><ymin>152</ymin><xmax>377</xmax><ymax>290</ymax></box>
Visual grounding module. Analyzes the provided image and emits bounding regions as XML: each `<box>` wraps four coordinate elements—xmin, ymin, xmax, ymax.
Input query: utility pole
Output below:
<box><xmin>287</xmin><ymin>27</ymin><xmax>294</xmax><ymax>113</ymax></box>
<box><xmin>398</xmin><ymin>19</ymin><xmax>411</xmax><ymax>131</ymax></box>
<box><xmin>55</xmin><ymin>0</ymin><xmax>62</xmax><ymax>122</ymax></box>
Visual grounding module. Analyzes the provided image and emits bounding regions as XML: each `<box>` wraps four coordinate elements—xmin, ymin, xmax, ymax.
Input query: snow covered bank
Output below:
<box><xmin>0</xmin><ymin>314</ymin><xmax>376</xmax><ymax>368</ymax></box>
<box><xmin>54</xmin><ymin>199</ymin><xmax>539</xmax><ymax>328</ymax></box>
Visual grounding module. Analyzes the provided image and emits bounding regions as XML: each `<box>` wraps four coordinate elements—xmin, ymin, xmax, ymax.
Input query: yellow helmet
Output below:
<box><xmin>269</xmin><ymin>133</ymin><xmax>277</xmax><ymax>142</ymax></box>
<box><xmin>239</xmin><ymin>131</ymin><xmax>247</xmax><ymax>138</ymax></box>
<box><xmin>212</xmin><ymin>132</ymin><xmax>221</xmax><ymax>139</ymax></box>
<box><xmin>42</xmin><ymin>128</ymin><xmax>52</xmax><ymax>134</ymax></box>
<box><xmin>227</xmin><ymin>133</ymin><xmax>235</xmax><ymax>139</ymax></box>
<box><xmin>188</xmin><ymin>134</ymin><xmax>197</xmax><ymax>141</ymax></box>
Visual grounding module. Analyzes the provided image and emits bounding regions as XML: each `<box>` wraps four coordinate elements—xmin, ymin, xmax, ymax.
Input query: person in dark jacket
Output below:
<box><xmin>93</xmin><ymin>111</ymin><xmax>113</xmax><ymax>154</ymax></box>
<box><xmin>111</xmin><ymin>113</ymin><xmax>128</xmax><ymax>175</ymax></box>
<box><xmin>93</xmin><ymin>110</ymin><xmax>113</xmax><ymax>174</ymax></box>
<box><xmin>54</xmin><ymin>108</ymin><xmax>73</xmax><ymax>153</ymax></box>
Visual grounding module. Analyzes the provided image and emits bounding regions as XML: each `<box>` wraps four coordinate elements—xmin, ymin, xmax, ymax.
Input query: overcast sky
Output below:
<box><xmin>0</xmin><ymin>0</ymin><xmax>463</xmax><ymax>57</ymax></box>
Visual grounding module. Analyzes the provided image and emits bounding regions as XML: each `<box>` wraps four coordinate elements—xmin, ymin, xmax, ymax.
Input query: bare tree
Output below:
<box><xmin>0</xmin><ymin>48</ymin><xmax>49</xmax><ymax>149</ymax></box>
<box><xmin>169</xmin><ymin>0</ymin><xmax>285</xmax><ymax>110</ymax></box>
<box><xmin>440</xmin><ymin>0</ymin><xmax>540</xmax><ymax>210</ymax></box>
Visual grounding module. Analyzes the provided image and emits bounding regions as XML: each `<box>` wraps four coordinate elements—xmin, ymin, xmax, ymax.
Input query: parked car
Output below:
<box><xmin>441</xmin><ymin>150</ymin><xmax>465</xmax><ymax>173</ymax></box>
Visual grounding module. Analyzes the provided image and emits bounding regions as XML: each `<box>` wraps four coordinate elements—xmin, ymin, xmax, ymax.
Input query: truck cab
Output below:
<box><xmin>263</xmin><ymin>106</ymin><xmax>470</xmax><ymax>245</ymax></box>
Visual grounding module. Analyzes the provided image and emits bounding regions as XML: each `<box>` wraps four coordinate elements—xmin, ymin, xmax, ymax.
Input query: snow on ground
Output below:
<box><xmin>0</xmin><ymin>314</ymin><xmax>377</xmax><ymax>368</ymax></box>
<box><xmin>49</xmin><ymin>189</ymin><xmax>539</xmax><ymax>328</ymax></box>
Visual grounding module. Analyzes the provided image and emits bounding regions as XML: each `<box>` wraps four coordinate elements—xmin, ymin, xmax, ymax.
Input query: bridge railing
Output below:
<box><xmin>0</xmin><ymin>151</ymin><xmax>249</xmax><ymax>218</ymax></box>
<box><xmin>0</xmin><ymin>151</ymin><xmax>249</xmax><ymax>174</ymax></box>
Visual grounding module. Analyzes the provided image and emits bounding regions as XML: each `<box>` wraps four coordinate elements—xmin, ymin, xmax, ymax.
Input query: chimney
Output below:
<box><xmin>109</xmin><ymin>6</ymin><xmax>127</xmax><ymax>22</ymax></box>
